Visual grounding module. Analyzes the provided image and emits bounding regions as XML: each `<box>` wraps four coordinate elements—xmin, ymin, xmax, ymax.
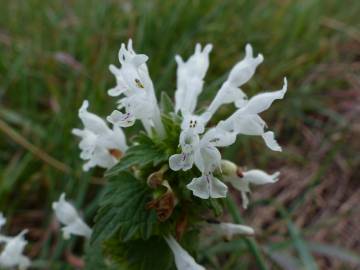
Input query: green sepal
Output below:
<box><xmin>105</xmin><ymin>133</ymin><xmax>169</xmax><ymax>177</ymax></box>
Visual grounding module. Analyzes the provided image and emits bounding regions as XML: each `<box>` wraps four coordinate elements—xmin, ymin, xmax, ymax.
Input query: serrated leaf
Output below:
<box><xmin>84</xmin><ymin>243</ymin><xmax>119</xmax><ymax>270</ymax></box>
<box><xmin>105</xmin><ymin>236</ymin><xmax>175</xmax><ymax>270</ymax></box>
<box><xmin>106</xmin><ymin>134</ymin><xmax>168</xmax><ymax>177</ymax></box>
<box><xmin>91</xmin><ymin>172</ymin><xmax>158</xmax><ymax>244</ymax></box>
<box><xmin>160</xmin><ymin>92</ymin><xmax>175</xmax><ymax>114</ymax></box>
<box><xmin>160</xmin><ymin>114</ymin><xmax>181</xmax><ymax>151</ymax></box>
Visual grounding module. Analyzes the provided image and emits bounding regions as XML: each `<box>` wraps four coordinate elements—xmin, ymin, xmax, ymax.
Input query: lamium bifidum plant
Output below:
<box><xmin>53</xmin><ymin>40</ymin><xmax>287</xmax><ymax>270</ymax></box>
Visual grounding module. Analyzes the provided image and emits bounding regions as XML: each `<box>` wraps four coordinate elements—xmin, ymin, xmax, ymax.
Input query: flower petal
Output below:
<box><xmin>52</xmin><ymin>193</ymin><xmax>78</xmax><ymax>225</ymax></box>
<box><xmin>210</xmin><ymin>175</ymin><xmax>228</xmax><ymax>198</ymax></box>
<box><xmin>0</xmin><ymin>230</ymin><xmax>31</xmax><ymax>270</ymax></box>
<box><xmin>234</xmin><ymin>114</ymin><xmax>266</xmax><ymax>135</ymax></box>
<box><xmin>227</xmin><ymin>44</ymin><xmax>263</xmax><ymax>87</ymax></box>
<box><xmin>206</xmin><ymin>81</ymin><xmax>247</xmax><ymax>121</ymax></box>
<box><xmin>169</xmin><ymin>153</ymin><xmax>194</xmax><ymax>171</ymax></box>
<box><xmin>186</xmin><ymin>176</ymin><xmax>210</xmax><ymax>199</ymax></box>
<box><xmin>187</xmin><ymin>174</ymin><xmax>228</xmax><ymax>199</ymax></box>
<box><xmin>175</xmin><ymin>43</ymin><xmax>212</xmax><ymax>115</ymax></box>
<box><xmin>242</xmin><ymin>170</ymin><xmax>280</xmax><ymax>185</ymax></box>
<box><xmin>107</xmin><ymin>110</ymin><xmax>136</xmax><ymax>127</ymax></box>
<box><xmin>262</xmin><ymin>131</ymin><xmax>282</xmax><ymax>151</ymax></box>
<box><xmin>202</xmin><ymin>127</ymin><xmax>237</xmax><ymax>147</ymax></box>
<box><xmin>164</xmin><ymin>235</ymin><xmax>205</xmax><ymax>270</ymax></box>
<box><xmin>62</xmin><ymin>218</ymin><xmax>92</xmax><ymax>239</ymax></box>
<box><xmin>194</xmin><ymin>145</ymin><xmax>221</xmax><ymax>172</ymax></box>
<box><xmin>52</xmin><ymin>193</ymin><xmax>92</xmax><ymax>239</ymax></box>
<box><xmin>217</xmin><ymin>222</ymin><xmax>255</xmax><ymax>239</ymax></box>
<box><xmin>78</xmin><ymin>100</ymin><xmax>110</xmax><ymax>135</ymax></box>
<box><xmin>242</xmin><ymin>77</ymin><xmax>287</xmax><ymax>115</ymax></box>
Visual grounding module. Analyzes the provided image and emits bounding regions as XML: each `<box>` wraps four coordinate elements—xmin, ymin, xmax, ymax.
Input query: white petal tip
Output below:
<box><xmin>245</xmin><ymin>43</ymin><xmax>253</xmax><ymax>55</ymax></box>
<box><xmin>175</xmin><ymin>55</ymin><xmax>183</xmax><ymax>64</ymax></box>
<box><xmin>257</xmin><ymin>54</ymin><xmax>264</xmax><ymax>63</ymax></box>
<box><xmin>283</xmin><ymin>77</ymin><xmax>288</xmax><ymax>91</ymax></box>
<box><xmin>109</xmin><ymin>64</ymin><xmax>117</xmax><ymax>73</ymax></box>
<box><xmin>204</xmin><ymin>43</ymin><xmax>213</xmax><ymax>53</ymax></box>
<box><xmin>79</xmin><ymin>100</ymin><xmax>89</xmax><ymax>112</ymax></box>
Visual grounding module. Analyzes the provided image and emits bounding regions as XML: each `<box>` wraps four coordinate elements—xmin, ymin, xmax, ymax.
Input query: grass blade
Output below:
<box><xmin>225</xmin><ymin>196</ymin><xmax>269</xmax><ymax>270</ymax></box>
<box><xmin>278</xmin><ymin>206</ymin><xmax>318</xmax><ymax>270</ymax></box>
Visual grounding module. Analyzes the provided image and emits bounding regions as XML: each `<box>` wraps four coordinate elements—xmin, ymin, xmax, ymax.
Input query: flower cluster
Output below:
<box><xmin>169</xmin><ymin>43</ymin><xmax>286</xmax><ymax>201</ymax></box>
<box><xmin>68</xmin><ymin>40</ymin><xmax>287</xmax><ymax>269</ymax></box>
<box><xmin>0</xmin><ymin>213</ymin><xmax>30</xmax><ymax>270</ymax></box>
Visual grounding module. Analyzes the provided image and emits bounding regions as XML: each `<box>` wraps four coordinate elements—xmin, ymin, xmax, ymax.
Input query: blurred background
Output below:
<box><xmin>0</xmin><ymin>0</ymin><xmax>359</xmax><ymax>269</ymax></box>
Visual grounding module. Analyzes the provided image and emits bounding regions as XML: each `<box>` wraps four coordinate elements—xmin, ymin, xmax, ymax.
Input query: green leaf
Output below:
<box><xmin>105</xmin><ymin>134</ymin><xmax>168</xmax><ymax>177</ymax></box>
<box><xmin>91</xmin><ymin>172</ymin><xmax>158</xmax><ymax>244</ymax></box>
<box><xmin>84</xmin><ymin>243</ymin><xmax>119</xmax><ymax>270</ymax></box>
<box><xmin>160</xmin><ymin>92</ymin><xmax>175</xmax><ymax>114</ymax></box>
<box><xmin>105</xmin><ymin>236</ymin><xmax>175</xmax><ymax>270</ymax></box>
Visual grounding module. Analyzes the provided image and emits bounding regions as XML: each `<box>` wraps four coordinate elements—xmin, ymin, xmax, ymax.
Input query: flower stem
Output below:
<box><xmin>225</xmin><ymin>196</ymin><xmax>269</xmax><ymax>270</ymax></box>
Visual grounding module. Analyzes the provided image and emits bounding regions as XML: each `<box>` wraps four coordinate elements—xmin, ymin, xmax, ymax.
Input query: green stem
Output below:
<box><xmin>225</xmin><ymin>196</ymin><xmax>269</xmax><ymax>270</ymax></box>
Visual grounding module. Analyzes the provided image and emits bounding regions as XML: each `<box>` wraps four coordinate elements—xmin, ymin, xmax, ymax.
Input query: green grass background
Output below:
<box><xmin>0</xmin><ymin>0</ymin><xmax>359</xmax><ymax>269</ymax></box>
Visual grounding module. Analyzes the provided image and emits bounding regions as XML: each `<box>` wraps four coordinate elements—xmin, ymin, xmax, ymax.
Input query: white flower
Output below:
<box><xmin>107</xmin><ymin>91</ymin><xmax>153</xmax><ymax>128</ymax></box>
<box><xmin>186</xmin><ymin>172</ymin><xmax>228</xmax><ymax>199</ymax></box>
<box><xmin>0</xmin><ymin>230</ymin><xmax>31</xmax><ymax>270</ymax></box>
<box><xmin>169</xmin><ymin>129</ymin><xmax>200</xmax><ymax>172</ymax></box>
<box><xmin>52</xmin><ymin>193</ymin><xmax>92</xmax><ymax>239</ymax></box>
<box><xmin>193</xmin><ymin>141</ymin><xmax>222</xmax><ymax>173</ymax></box>
<box><xmin>164</xmin><ymin>235</ymin><xmax>205</xmax><ymax>270</ymax></box>
<box><xmin>72</xmin><ymin>100</ymin><xmax>127</xmax><ymax>171</ymax></box>
<box><xmin>107</xmin><ymin>39</ymin><xmax>165</xmax><ymax>137</ymax></box>
<box><xmin>214</xmin><ymin>222</ymin><xmax>255</xmax><ymax>240</ymax></box>
<box><xmin>169</xmin><ymin>152</ymin><xmax>194</xmax><ymax>172</ymax></box>
<box><xmin>218</xmin><ymin>78</ymin><xmax>287</xmax><ymax>152</ymax></box>
<box><xmin>224</xmin><ymin>169</ymin><xmax>280</xmax><ymax>209</ymax></box>
<box><xmin>175</xmin><ymin>44</ymin><xmax>212</xmax><ymax>115</ymax></box>
<box><xmin>169</xmin><ymin>43</ymin><xmax>286</xmax><ymax>200</ymax></box>
<box><xmin>200</xmin><ymin>127</ymin><xmax>237</xmax><ymax>148</ymax></box>
<box><xmin>237</xmin><ymin>77</ymin><xmax>288</xmax><ymax>113</ymax></box>
<box><xmin>206</xmin><ymin>44</ymin><xmax>263</xmax><ymax>118</ymax></box>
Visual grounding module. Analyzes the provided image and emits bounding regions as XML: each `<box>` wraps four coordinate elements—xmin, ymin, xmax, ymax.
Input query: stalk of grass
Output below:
<box><xmin>225</xmin><ymin>196</ymin><xmax>269</xmax><ymax>270</ymax></box>
<box><xmin>277</xmin><ymin>204</ymin><xmax>319</xmax><ymax>270</ymax></box>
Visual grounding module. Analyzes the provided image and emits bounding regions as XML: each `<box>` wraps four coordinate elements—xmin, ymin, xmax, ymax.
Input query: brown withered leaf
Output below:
<box><xmin>175</xmin><ymin>213</ymin><xmax>188</xmax><ymax>240</ymax></box>
<box><xmin>146</xmin><ymin>192</ymin><xmax>175</xmax><ymax>222</ymax></box>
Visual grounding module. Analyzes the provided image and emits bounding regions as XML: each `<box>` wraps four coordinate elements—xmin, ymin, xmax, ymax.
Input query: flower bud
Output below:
<box><xmin>220</xmin><ymin>160</ymin><xmax>238</xmax><ymax>176</ymax></box>
<box><xmin>216</xmin><ymin>222</ymin><xmax>254</xmax><ymax>241</ymax></box>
